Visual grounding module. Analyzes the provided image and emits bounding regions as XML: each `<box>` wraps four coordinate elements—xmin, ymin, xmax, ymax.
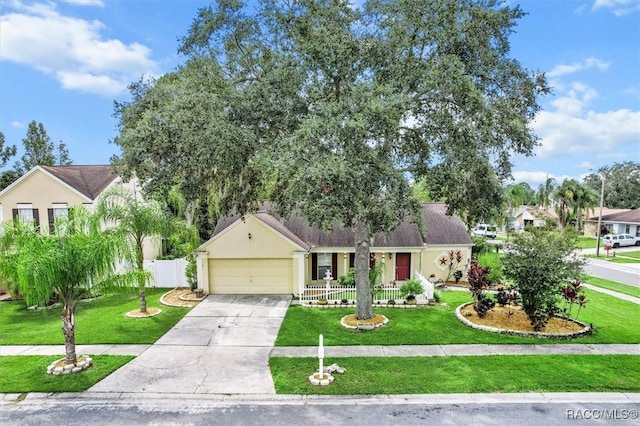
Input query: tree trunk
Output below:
<box><xmin>354</xmin><ymin>220</ymin><xmax>373</xmax><ymax>320</ymax></box>
<box><xmin>61</xmin><ymin>302</ymin><xmax>77</xmax><ymax>365</ymax></box>
<box><xmin>136</xmin><ymin>241</ymin><xmax>147</xmax><ymax>313</ymax></box>
<box><xmin>139</xmin><ymin>288</ymin><xmax>147</xmax><ymax>313</ymax></box>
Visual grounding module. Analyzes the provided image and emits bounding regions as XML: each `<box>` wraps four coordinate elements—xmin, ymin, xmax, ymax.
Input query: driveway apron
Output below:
<box><xmin>89</xmin><ymin>294</ymin><xmax>291</xmax><ymax>394</ymax></box>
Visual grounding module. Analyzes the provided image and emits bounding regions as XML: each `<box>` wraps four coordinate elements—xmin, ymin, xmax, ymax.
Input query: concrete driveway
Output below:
<box><xmin>89</xmin><ymin>294</ymin><xmax>291</xmax><ymax>394</ymax></box>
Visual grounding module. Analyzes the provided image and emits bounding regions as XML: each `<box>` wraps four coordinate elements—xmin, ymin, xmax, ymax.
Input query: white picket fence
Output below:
<box><xmin>298</xmin><ymin>284</ymin><xmax>429</xmax><ymax>304</ymax></box>
<box><xmin>143</xmin><ymin>258</ymin><xmax>188</xmax><ymax>288</ymax></box>
<box><xmin>299</xmin><ymin>272</ymin><xmax>435</xmax><ymax>304</ymax></box>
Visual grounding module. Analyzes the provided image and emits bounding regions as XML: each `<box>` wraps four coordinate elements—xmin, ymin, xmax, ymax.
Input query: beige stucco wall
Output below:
<box><xmin>0</xmin><ymin>169</ymin><xmax>160</xmax><ymax>260</ymax></box>
<box><xmin>306</xmin><ymin>248</ymin><xmax>472</xmax><ymax>286</ymax></box>
<box><xmin>420</xmin><ymin>246</ymin><xmax>472</xmax><ymax>283</ymax></box>
<box><xmin>200</xmin><ymin>216</ymin><xmax>303</xmax><ymax>294</ymax></box>
<box><xmin>0</xmin><ymin>169</ymin><xmax>90</xmax><ymax>228</ymax></box>
<box><xmin>201</xmin><ymin>215</ymin><xmax>301</xmax><ymax>259</ymax></box>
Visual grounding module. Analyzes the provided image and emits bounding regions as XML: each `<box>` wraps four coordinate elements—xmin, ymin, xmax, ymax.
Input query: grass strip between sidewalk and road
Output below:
<box><xmin>270</xmin><ymin>355</ymin><xmax>640</xmax><ymax>395</ymax></box>
<box><xmin>0</xmin><ymin>355</ymin><xmax>134</xmax><ymax>393</ymax></box>
<box><xmin>582</xmin><ymin>275</ymin><xmax>640</xmax><ymax>298</ymax></box>
<box><xmin>585</xmin><ymin>255</ymin><xmax>640</xmax><ymax>264</ymax></box>
<box><xmin>276</xmin><ymin>290</ymin><xmax>640</xmax><ymax>347</ymax></box>
<box><xmin>0</xmin><ymin>288</ymin><xmax>190</xmax><ymax>345</ymax></box>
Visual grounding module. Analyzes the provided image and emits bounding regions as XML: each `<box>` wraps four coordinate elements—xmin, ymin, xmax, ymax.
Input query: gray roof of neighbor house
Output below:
<box><xmin>213</xmin><ymin>203</ymin><xmax>472</xmax><ymax>250</ymax></box>
<box><xmin>586</xmin><ymin>209</ymin><xmax>640</xmax><ymax>224</ymax></box>
<box><xmin>41</xmin><ymin>165</ymin><xmax>118</xmax><ymax>200</ymax></box>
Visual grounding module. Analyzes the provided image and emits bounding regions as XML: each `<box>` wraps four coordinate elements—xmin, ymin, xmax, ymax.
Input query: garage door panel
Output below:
<box><xmin>209</xmin><ymin>259</ymin><xmax>292</xmax><ymax>294</ymax></box>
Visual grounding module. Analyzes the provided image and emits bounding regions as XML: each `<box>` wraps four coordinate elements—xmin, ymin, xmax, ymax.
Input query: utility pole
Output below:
<box><xmin>595</xmin><ymin>173</ymin><xmax>605</xmax><ymax>258</ymax></box>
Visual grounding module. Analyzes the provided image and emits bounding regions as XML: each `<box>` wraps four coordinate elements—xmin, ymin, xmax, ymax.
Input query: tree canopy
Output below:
<box><xmin>113</xmin><ymin>0</ymin><xmax>548</xmax><ymax>319</ymax></box>
<box><xmin>583</xmin><ymin>161</ymin><xmax>640</xmax><ymax>209</ymax></box>
<box><xmin>0</xmin><ymin>121</ymin><xmax>72</xmax><ymax>190</ymax></box>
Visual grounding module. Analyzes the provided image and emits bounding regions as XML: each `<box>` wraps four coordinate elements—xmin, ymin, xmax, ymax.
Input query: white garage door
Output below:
<box><xmin>208</xmin><ymin>258</ymin><xmax>293</xmax><ymax>294</ymax></box>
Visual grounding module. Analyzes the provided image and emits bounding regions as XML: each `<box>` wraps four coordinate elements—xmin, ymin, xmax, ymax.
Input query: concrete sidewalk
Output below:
<box><xmin>4</xmin><ymin>343</ymin><xmax>639</xmax><ymax>358</ymax></box>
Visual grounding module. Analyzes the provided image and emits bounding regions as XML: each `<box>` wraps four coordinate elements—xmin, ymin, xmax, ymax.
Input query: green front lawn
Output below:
<box><xmin>0</xmin><ymin>288</ymin><xmax>190</xmax><ymax>345</ymax></box>
<box><xmin>620</xmin><ymin>250</ymin><xmax>640</xmax><ymax>259</ymax></box>
<box><xmin>0</xmin><ymin>355</ymin><xmax>134</xmax><ymax>393</ymax></box>
<box><xmin>577</xmin><ymin>236</ymin><xmax>598</xmax><ymax>249</ymax></box>
<box><xmin>270</xmin><ymin>355</ymin><xmax>640</xmax><ymax>394</ymax></box>
<box><xmin>276</xmin><ymin>290</ymin><xmax>640</xmax><ymax>346</ymax></box>
<box><xmin>582</xmin><ymin>275</ymin><xmax>640</xmax><ymax>298</ymax></box>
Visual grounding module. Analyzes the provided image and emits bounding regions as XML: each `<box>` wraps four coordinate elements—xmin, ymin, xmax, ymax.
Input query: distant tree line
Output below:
<box><xmin>0</xmin><ymin>120</ymin><xmax>72</xmax><ymax>190</ymax></box>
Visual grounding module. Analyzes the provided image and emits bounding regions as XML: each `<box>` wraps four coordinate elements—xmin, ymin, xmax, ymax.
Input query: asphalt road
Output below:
<box><xmin>2</xmin><ymin>397</ymin><xmax>639</xmax><ymax>426</ymax></box>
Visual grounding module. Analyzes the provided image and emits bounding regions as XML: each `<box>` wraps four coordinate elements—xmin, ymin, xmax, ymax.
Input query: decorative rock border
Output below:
<box><xmin>308</xmin><ymin>372</ymin><xmax>334</xmax><ymax>386</ymax></box>
<box><xmin>455</xmin><ymin>302</ymin><xmax>592</xmax><ymax>339</ymax></box>
<box><xmin>340</xmin><ymin>314</ymin><xmax>389</xmax><ymax>330</ymax></box>
<box><xmin>159</xmin><ymin>289</ymin><xmax>205</xmax><ymax>308</ymax></box>
<box><xmin>47</xmin><ymin>356</ymin><xmax>92</xmax><ymax>375</ymax></box>
<box><xmin>125</xmin><ymin>307</ymin><xmax>162</xmax><ymax>318</ymax></box>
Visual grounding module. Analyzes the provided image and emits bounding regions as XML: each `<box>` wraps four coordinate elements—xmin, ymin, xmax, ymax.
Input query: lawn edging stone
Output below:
<box><xmin>455</xmin><ymin>302</ymin><xmax>592</xmax><ymax>339</ymax></box>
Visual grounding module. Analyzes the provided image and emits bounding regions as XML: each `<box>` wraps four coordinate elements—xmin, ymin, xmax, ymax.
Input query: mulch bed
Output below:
<box><xmin>460</xmin><ymin>304</ymin><xmax>584</xmax><ymax>333</ymax></box>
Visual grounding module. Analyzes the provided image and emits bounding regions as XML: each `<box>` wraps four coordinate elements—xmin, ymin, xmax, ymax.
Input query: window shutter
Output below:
<box><xmin>32</xmin><ymin>209</ymin><xmax>40</xmax><ymax>228</ymax></box>
<box><xmin>48</xmin><ymin>209</ymin><xmax>55</xmax><ymax>234</ymax></box>
<box><xmin>12</xmin><ymin>209</ymin><xmax>18</xmax><ymax>220</ymax></box>
<box><xmin>349</xmin><ymin>253</ymin><xmax>355</xmax><ymax>268</ymax></box>
<box><xmin>332</xmin><ymin>253</ymin><xmax>337</xmax><ymax>278</ymax></box>
<box><xmin>312</xmin><ymin>253</ymin><xmax>317</xmax><ymax>280</ymax></box>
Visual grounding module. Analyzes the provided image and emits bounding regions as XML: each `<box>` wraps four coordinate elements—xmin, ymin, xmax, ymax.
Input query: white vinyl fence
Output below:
<box><xmin>143</xmin><ymin>258</ymin><xmax>188</xmax><ymax>288</ymax></box>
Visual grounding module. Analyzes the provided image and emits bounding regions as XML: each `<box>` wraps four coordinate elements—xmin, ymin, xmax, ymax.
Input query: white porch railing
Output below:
<box><xmin>298</xmin><ymin>284</ymin><xmax>428</xmax><ymax>304</ymax></box>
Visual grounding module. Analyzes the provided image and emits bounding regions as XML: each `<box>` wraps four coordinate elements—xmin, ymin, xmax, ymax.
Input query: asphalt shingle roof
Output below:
<box><xmin>41</xmin><ymin>165</ymin><xmax>118</xmax><ymax>200</ymax></box>
<box><xmin>213</xmin><ymin>203</ymin><xmax>472</xmax><ymax>249</ymax></box>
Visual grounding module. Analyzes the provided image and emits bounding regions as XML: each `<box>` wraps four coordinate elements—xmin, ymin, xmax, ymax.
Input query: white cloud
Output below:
<box><xmin>11</xmin><ymin>121</ymin><xmax>25</xmax><ymax>128</ymax></box>
<box><xmin>576</xmin><ymin>161</ymin><xmax>593</xmax><ymax>169</ymax></box>
<box><xmin>510</xmin><ymin>171</ymin><xmax>570</xmax><ymax>187</ymax></box>
<box><xmin>0</xmin><ymin>1</ymin><xmax>159</xmax><ymax>96</ymax></box>
<box><xmin>61</xmin><ymin>0</ymin><xmax>104</xmax><ymax>6</ymax></box>
<box><xmin>592</xmin><ymin>0</ymin><xmax>640</xmax><ymax>16</ymax></box>
<box><xmin>532</xmin><ymin>107</ymin><xmax>640</xmax><ymax>159</ymax></box>
<box><xmin>547</xmin><ymin>57</ymin><xmax>610</xmax><ymax>78</ymax></box>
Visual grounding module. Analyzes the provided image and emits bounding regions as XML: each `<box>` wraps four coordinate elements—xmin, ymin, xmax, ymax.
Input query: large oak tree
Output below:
<box><xmin>112</xmin><ymin>0</ymin><xmax>547</xmax><ymax>320</ymax></box>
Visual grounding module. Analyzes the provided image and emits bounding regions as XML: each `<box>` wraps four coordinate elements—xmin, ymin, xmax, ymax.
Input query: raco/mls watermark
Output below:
<box><xmin>566</xmin><ymin>409</ymin><xmax>638</xmax><ymax>420</ymax></box>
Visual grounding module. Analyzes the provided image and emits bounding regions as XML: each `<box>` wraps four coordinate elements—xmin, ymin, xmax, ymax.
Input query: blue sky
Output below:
<box><xmin>1</xmin><ymin>0</ymin><xmax>639</xmax><ymax>190</ymax></box>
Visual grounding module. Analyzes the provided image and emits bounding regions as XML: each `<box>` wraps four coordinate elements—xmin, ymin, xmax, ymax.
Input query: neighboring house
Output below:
<box><xmin>196</xmin><ymin>203</ymin><xmax>473</xmax><ymax>295</ymax></box>
<box><xmin>584</xmin><ymin>209</ymin><xmax>640</xmax><ymax>238</ymax></box>
<box><xmin>510</xmin><ymin>205</ymin><xmax>557</xmax><ymax>230</ymax></box>
<box><xmin>0</xmin><ymin>165</ymin><xmax>159</xmax><ymax>260</ymax></box>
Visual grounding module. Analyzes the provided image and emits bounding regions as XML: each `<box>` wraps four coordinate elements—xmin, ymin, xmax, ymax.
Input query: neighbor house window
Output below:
<box><xmin>48</xmin><ymin>203</ymin><xmax>68</xmax><ymax>233</ymax></box>
<box><xmin>625</xmin><ymin>224</ymin><xmax>630</xmax><ymax>234</ymax></box>
<box><xmin>13</xmin><ymin>204</ymin><xmax>39</xmax><ymax>227</ymax></box>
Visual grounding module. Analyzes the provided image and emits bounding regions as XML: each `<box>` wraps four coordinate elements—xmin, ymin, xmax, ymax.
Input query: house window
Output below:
<box><xmin>48</xmin><ymin>203</ymin><xmax>68</xmax><ymax>233</ymax></box>
<box><xmin>13</xmin><ymin>204</ymin><xmax>39</xmax><ymax>227</ymax></box>
<box><xmin>317</xmin><ymin>253</ymin><xmax>333</xmax><ymax>279</ymax></box>
<box><xmin>625</xmin><ymin>224</ymin><xmax>630</xmax><ymax>234</ymax></box>
<box><xmin>311</xmin><ymin>253</ymin><xmax>338</xmax><ymax>280</ymax></box>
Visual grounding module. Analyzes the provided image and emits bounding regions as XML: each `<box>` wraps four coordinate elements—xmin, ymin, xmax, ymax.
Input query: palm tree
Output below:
<box><xmin>553</xmin><ymin>179</ymin><xmax>581</xmax><ymax>229</ymax></box>
<box><xmin>0</xmin><ymin>208</ymin><xmax>137</xmax><ymax>365</ymax></box>
<box><xmin>573</xmin><ymin>184</ymin><xmax>599</xmax><ymax>232</ymax></box>
<box><xmin>536</xmin><ymin>176</ymin><xmax>556</xmax><ymax>209</ymax></box>
<box><xmin>97</xmin><ymin>186</ymin><xmax>167</xmax><ymax>313</ymax></box>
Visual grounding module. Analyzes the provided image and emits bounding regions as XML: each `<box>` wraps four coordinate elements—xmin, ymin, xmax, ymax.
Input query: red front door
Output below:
<box><xmin>395</xmin><ymin>253</ymin><xmax>411</xmax><ymax>281</ymax></box>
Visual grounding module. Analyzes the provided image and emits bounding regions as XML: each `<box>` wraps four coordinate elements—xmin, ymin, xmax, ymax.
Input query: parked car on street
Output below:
<box><xmin>601</xmin><ymin>234</ymin><xmax>640</xmax><ymax>248</ymax></box>
<box><xmin>472</xmin><ymin>224</ymin><xmax>497</xmax><ymax>239</ymax></box>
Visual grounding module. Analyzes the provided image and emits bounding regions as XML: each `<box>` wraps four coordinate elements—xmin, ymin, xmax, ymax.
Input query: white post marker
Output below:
<box><xmin>309</xmin><ymin>333</ymin><xmax>333</xmax><ymax>386</ymax></box>
<box><xmin>318</xmin><ymin>334</ymin><xmax>324</xmax><ymax>379</ymax></box>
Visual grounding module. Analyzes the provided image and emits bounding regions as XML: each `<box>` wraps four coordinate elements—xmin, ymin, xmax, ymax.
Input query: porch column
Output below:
<box><xmin>293</xmin><ymin>252</ymin><xmax>306</xmax><ymax>297</ymax></box>
<box><xmin>196</xmin><ymin>251</ymin><xmax>209</xmax><ymax>293</ymax></box>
